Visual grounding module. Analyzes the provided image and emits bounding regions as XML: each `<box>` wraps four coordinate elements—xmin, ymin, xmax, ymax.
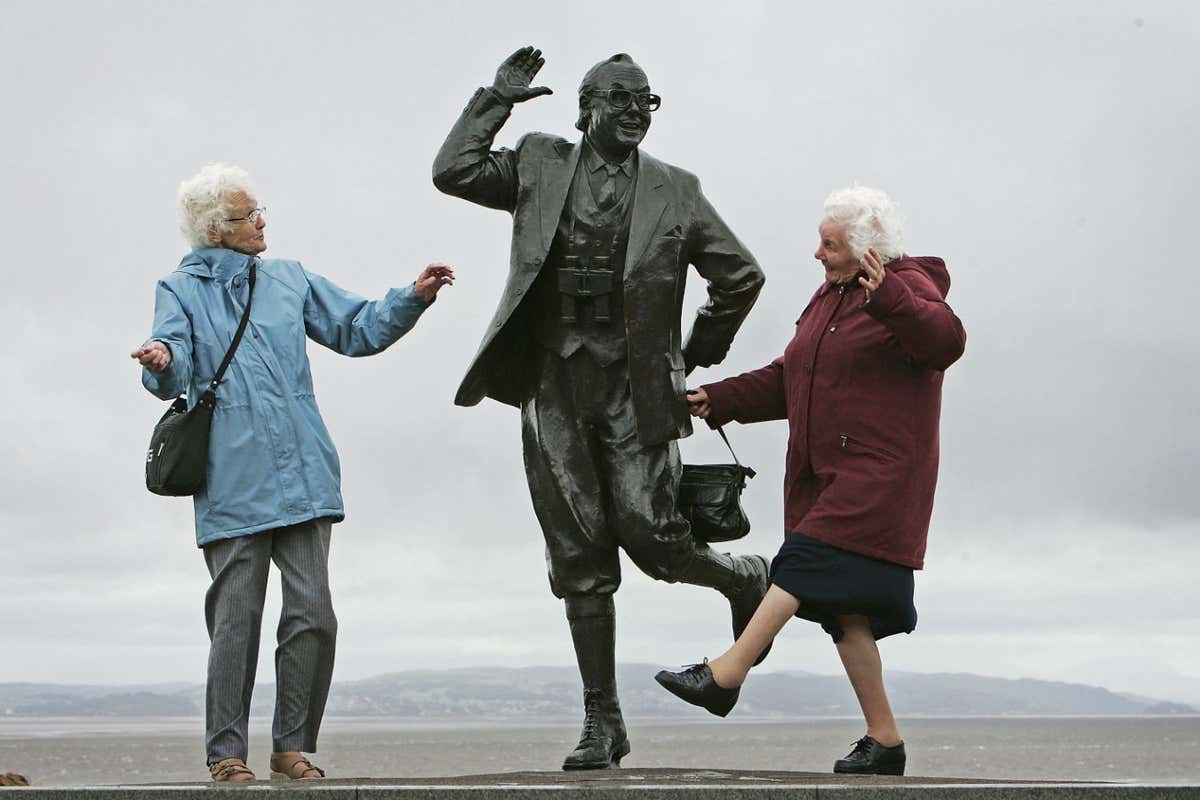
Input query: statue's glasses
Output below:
<box><xmin>589</xmin><ymin>89</ymin><xmax>661</xmax><ymax>112</ymax></box>
<box><xmin>226</xmin><ymin>207</ymin><xmax>266</xmax><ymax>224</ymax></box>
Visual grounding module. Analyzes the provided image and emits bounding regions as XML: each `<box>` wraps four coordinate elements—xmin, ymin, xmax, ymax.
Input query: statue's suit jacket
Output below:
<box><xmin>433</xmin><ymin>87</ymin><xmax>765</xmax><ymax>446</ymax></box>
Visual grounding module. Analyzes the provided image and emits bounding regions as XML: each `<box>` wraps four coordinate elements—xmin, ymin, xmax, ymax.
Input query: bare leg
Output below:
<box><xmin>706</xmin><ymin>584</ymin><xmax>800</xmax><ymax>688</ymax></box>
<box><xmin>835</xmin><ymin>615</ymin><xmax>901</xmax><ymax>747</ymax></box>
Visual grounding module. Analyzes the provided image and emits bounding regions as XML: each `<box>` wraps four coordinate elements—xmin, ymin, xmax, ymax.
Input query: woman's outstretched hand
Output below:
<box><xmin>131</xmin><ymin>341</ymin><xmax>171</xmax><ymax>372</ymax></box>
<box><xmin>414</xmin><ymin>262</ymin><xmax>455</xmax><ymax>302</ymax></box>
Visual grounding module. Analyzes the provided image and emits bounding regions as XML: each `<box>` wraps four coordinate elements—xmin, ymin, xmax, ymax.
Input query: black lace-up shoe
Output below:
<box><xmin>833</xmin><ymin>735</ymin><xmax>906</xmax><ymax>776</ymax></box>
<box><xmin>562</xmin><ymin>689</ymin><xmax>629</xmax><ymax>770</ymax></box>
<box><xmin>654</xmin><ymin>660</ymin><xmax>740</xmax><ymax>718</ymax></box>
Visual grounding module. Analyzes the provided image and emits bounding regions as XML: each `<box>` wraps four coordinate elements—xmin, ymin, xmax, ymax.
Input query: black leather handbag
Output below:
<box><xmin>678</xmin><ymin>426</ymin><xmax>756</xmax><ymax>543</ymax></box>
<box><xmin>145</xmin><ymin>263</ymin><xmax>256</xmax><ymax>496</ymax></box>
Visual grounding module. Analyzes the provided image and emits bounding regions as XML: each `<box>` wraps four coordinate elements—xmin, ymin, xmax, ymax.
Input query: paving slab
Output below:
<box><xmin>0</xmin><ymin>768</ymin><xmax>1195</xmax><ymax>799</ymax></box>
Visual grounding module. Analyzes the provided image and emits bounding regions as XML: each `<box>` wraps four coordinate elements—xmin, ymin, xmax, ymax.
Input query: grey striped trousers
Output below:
<box><xmin>202</xmin><ymin>517</ymin><xmax>337</xmax><ymax>763</ymax></box>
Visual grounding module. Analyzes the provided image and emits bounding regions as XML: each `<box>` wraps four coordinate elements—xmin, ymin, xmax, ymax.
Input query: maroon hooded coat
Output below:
<box><xmin>702</xmin><ymin>256</ymin><xmax>966</xmax><ymax>569</ymax></box>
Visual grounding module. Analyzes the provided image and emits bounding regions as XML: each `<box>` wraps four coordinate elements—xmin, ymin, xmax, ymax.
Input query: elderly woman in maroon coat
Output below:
<box><xmin>656</xmin><ymin>186</ymin><xmax>966</xmax><ymax>776</ymax></box>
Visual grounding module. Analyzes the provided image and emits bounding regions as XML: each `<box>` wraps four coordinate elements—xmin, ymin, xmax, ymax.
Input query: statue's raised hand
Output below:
<box><xmin>492</xmin><ymin>46</ymin><xmax>553</xmax><ymax>104</ymax></box>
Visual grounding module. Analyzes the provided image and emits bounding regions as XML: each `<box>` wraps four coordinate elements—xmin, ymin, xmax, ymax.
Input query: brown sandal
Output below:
<box><xmin>209</xmin><ymin>758</ymin><xmax>256</xmax><ymax>782</ymax></box>
<box><xmin>270</xmin><ymin>754</ymin><xmax>325</xmax><ymax>780</ymax></box>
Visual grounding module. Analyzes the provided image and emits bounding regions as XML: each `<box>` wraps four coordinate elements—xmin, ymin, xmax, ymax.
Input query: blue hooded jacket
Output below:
<box><xmin>142</xmin><ymin>247</ymin><xmax>430</xmax><ymax>546</ymax></box>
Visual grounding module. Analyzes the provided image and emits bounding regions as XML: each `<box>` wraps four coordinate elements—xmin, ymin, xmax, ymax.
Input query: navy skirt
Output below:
<box><xmin>769</xmin><ymin>531</ymin><xmax>917</xmax><ymax>643</ymax></box>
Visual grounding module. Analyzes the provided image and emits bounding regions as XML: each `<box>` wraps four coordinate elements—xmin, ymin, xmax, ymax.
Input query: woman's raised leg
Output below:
<box><xmin>706</xmin><ymin>584</ymin><xmax>799</xmax><ymax>688</ymax></box>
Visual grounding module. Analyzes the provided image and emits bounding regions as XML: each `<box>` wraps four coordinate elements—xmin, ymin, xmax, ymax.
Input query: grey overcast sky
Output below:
<box><xmin>2</xmin><ymin>1</ymin><xmax>1197</xmax><ymax>703</ymax></box>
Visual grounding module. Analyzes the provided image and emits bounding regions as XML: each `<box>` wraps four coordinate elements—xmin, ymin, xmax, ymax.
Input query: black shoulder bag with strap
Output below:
<box><xmin>145</xmin><ymin>262</ymin><xmax>257</xmax><ymax>496</ymax></box>
<box><xmin>678</xmin><ymin>425</ymin><xmax>757</xmax><ymax>543</ymax></box>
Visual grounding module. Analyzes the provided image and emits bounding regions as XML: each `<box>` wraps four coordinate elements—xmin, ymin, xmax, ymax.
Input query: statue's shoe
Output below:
<box><xmin>561</xmin><ymin>689</ymin><xmax>629</xmax><ymax>770</ymax></box>
<box><xmin>562</xmin><ymin>730</ymin><xmax>630</xmax><ymax>770</ymax></box>
<box><xmin>833</xmin><ymin>736</ymin><xmax>907</xmax><ymax>776</ymax></box>
<box><xmin>654</xmin><ymin>660</ymin><xmax>740</xmax><ymax>718</ymax></box>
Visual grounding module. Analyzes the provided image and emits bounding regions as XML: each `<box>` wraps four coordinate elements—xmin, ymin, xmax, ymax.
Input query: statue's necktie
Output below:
<box><xmin>597</xmin><ymin>164</ymin><xmax>622</xmax><ymax>211</ymax></box>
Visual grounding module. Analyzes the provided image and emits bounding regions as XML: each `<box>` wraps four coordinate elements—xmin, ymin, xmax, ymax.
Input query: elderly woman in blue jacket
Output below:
<box><xmin>131</xmin><ymin>163</ymin><xmax>453</xmax><ymax>782</ymax></box>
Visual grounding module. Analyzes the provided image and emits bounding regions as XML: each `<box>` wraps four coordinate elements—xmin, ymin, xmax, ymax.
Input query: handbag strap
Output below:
<box><xmin>713</xmin><ymin>425</ymin><xmax>756</xmax><ymax>478</ymax></box>
<box><xmin>205</xmin><ymin>260</ymin><xmax>257</xmax><ymax>397</ymax></box>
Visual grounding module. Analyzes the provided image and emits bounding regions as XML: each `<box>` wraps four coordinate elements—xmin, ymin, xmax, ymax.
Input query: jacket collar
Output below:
<box><xmin>177</xmin><ymin>247</ymin><xmax>256</xmax><ymax>282</ymax></box>
<box><xmin>538</xmin><ymin>141</ymin><xmax>585</xmax><ymax>248</ymax></box>
<box><xmin>816</xmin><ymin>276</ymin><xmax>861</xmax><ymax>298</ymax></box>
<box><xmin>625</xmin><ymin>149</ymin><xmax>668</xmax><ymax>270</ymax></box>
<box><xmin>815</xmin><ymin>256</ymin><xmax>906</xmax><ymax>297</ymax></box>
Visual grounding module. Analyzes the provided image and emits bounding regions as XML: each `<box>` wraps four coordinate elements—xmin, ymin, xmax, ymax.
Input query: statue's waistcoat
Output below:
<box><xmin>534</xmin><ymin>156</ymin><xmax>636</xmax><ymax>366</ymax></box>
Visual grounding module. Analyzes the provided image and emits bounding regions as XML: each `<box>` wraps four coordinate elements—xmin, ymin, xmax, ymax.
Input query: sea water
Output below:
<box><xmin>0</xmin><ymin>716</ymin><xmax>1197</xmax><ymax>786</ymax></box>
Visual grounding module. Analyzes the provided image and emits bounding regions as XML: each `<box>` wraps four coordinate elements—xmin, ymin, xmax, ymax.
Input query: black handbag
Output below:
<box><xmin>678</xmin><ymin>425</ymin><xmax>756</xmax><ymax>543</ymax></box>
<box><xmin>145</xmin><ymin>262</ymin><xmax>256</xmax><ymax>496</ymax></box>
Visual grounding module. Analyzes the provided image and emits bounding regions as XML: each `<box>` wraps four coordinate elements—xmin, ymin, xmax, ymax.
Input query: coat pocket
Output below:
<box><xmin>640</xmin><ymin>234</ymin><xmax>684</xmax><ymax>275</ymax></box>
<box><xmin>837</xmin><ymin>432</ymin><xmax>900</xmax><ymax>462</ymax></box>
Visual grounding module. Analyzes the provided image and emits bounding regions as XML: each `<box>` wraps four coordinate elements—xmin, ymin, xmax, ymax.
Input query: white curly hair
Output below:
<box><xmin>822</xmin><ymin>185</ymin><xmax>905</xmax><ymax>262</ymax></box>
<box><xmin>177</xmin><ymin>163</ymin><xmax>256</xmax><ymax>249</ymax></box>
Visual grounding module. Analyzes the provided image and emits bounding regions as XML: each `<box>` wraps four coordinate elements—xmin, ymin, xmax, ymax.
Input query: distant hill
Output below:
<box><xmin>0</xmin><ymin>666</ymin><xmax>1193</xmax><ymax>718</ymax></box>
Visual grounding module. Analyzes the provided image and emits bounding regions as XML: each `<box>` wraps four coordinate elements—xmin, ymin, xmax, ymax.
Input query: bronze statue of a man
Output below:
<box><xmin>433</xmin><ymin>46</ymin><xmax>770</xmax><ymax>769</ymax></box>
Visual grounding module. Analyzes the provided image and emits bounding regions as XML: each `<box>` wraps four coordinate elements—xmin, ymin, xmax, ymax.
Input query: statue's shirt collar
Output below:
<box><xmin>582</xmin><ymin>140</ymin><xmax>635</xmax><ymax>177</ymax></box>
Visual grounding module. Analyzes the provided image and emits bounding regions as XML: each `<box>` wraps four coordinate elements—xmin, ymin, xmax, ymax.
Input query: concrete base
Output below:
<box><xmin>0</xmin><ymin>768</ymin><xmax>1195</xmax><ymax>798</ymax></box>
